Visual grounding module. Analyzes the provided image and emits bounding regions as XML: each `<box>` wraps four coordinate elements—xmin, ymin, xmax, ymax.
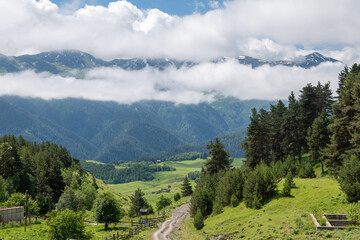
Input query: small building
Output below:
<box><xmin>156</xmin><ymin>160</ymin><xmax>161</xmax><ymax>164</ymax></box>
<box><xmin>0</xmin><ymin>206</ymin><xmax>24</xmax><ymax>222</ymax></box>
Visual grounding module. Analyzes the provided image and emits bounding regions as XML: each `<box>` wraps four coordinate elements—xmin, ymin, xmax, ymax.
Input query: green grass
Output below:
<box><xmin>110</xmin><ymin>158</ymin><xmax>244</xmax><ymax>205</ymax></box>
<box><xmin>173</xmin><ymin>176</ymin><xmax>360</xmax><ymax>240</ymax></box>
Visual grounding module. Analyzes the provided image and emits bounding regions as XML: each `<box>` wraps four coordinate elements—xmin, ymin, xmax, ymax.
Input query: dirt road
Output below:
<box><xmin>152</xmin><ymin>203</ymin><xmax>190</xmax><ymax>240</ymax></box>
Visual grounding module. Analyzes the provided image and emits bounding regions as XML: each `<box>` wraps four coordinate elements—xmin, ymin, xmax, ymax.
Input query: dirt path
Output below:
<box><xmin>152</xmin><ymin>203</ymin><xmax>190</xmax><ymax>240</ymax></box>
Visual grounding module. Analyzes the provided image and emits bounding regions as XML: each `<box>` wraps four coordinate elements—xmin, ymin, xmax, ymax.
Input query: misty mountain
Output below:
<box><xmin>0</xmin><ymin>96</ymin><xmax>275</xmax><ymax>162</ymax></box>
<box><xmin>0</xmin><ymin>50</ymin><xmax>337</xmax><ymax>76</ymax></box>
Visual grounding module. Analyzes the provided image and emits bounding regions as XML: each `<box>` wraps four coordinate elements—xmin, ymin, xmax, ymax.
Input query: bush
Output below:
<box><xmin>347</xmin><ymin>202</ymin><xmax>360</xmax><ymax>222</ymax></box>
<box><xmin>193</xmin><ymin>209</ymin><xmax>204</xmax><ymax>230</ymax></box>
<box><xmin>212</xmin><ymin>200</ymin><xmax>223</xmax><ymax>216</ymax></box>
<box><xmin>283</xmin><ymin>172</ymin><xmax>294</xmax><ymax>196</ymax></box>
<box><xmin>156</xmin><ymin>195</ymin><xmax>172</xmax><ymax>211</ymax></box>
<box><xmin>298</xmin><ymin>162</ymin><xmax>316</xmax><ymax>178</ymax></box>
<box><xmin>231</xmin><ymin>194</ymin><xmax>239</xmax><ymax>207</ymax></box>
<box><xmin>4</xmin><ymin>192</ymin><xmax>39</xmax><ymax>215</ymax></box>
<box><xmin>338</xmin><ymin>155</ymin><xmax>360</xmax><ymax>202</ymax></box>
<box><xmin>174</xmin><ymin>193</ymin><xmax>181</xmax><ymax>202</ymax></box>
<box><xmin>46</xmin><ymin>209</ymin><xmax>92</xmax><ymax>240</ymax></box>
<box><xmin>243</xmin><ymin>163</ymin><xmax>280</xmax><ymax>209</ymax></box>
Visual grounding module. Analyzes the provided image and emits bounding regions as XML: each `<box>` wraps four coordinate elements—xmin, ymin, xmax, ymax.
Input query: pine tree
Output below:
<box><xmin>181</xmin><ymin>177</ymin><xmax>193</xmax><ymax>197</ymax></box>
<box><xmin>307</xmin><ymin>110</ymin><xmax>331</xmax><ymax>173</ymax></box>
<box><xmin>206</xmin><ymin>138</ymin><xmax>233</xmax><ymax>174</ymax></box>
<box><xmin>326</xmin><ymin>65</ymin><xmax>360</xmax><ymax>174</ymax></box>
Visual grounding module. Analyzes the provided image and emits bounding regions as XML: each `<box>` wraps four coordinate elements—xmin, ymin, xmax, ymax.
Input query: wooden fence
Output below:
<box><xmin>104</xmin><ymin>216</ymin><xmax>166</xmax><ymax>240</ymax></box>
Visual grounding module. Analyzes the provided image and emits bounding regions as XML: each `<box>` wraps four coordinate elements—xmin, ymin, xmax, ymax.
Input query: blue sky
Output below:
<box><xmin>50</xmin><ymin>0</ymin><xmax>225</xmax><ymax>15</ymax></box>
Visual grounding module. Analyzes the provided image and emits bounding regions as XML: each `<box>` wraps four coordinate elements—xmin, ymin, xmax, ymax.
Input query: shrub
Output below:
<box><xmin>298</xmin><ymin>162</ymin><xmax>316</xmax><ymax>178</ymax></box>
<box><xmin>338</xmin><ymin>155</ymin><xmax>360</xmax><ymax>202</ymax></box>
<box><xmin>231</xmin><ymin>194</ymin><xmax>239</xmax><ymax>207</ymax></box>
<box><xmin>46</xmin><ymin>209</ymin><xmax>92</xmax><ymax>240</ymax></box>
<box><xmin>174</xmin><ymin>193</ymin><xmax>181</xmax><ymax>202</ymax></box>
<box><xmin>347</xmin><ymin>201</ymin><xmax>360</xmax><ymax>222</ymax></box>
<box><xmin>193</xmin><ymin>209</ymin><xmax>204</xmax><ymax>230</ymax></box>
<box><xmin>212</xmin><ymin>200</ymin><xmax>223</xmax><ymax>216</ymax></box>
<box><xmin>156</xmin><ymin>195</ymin><xmax>172</xmax><ymax>211</ymax></box>
<box><xmin>283</xmin><ymin>171</ymin><xmax>294</xmax><ymax>196</ymax></box>
<box><xmin>243</xmin><ymin>163</ymin><xmax>280</xmax><ymax>209</ymax></box>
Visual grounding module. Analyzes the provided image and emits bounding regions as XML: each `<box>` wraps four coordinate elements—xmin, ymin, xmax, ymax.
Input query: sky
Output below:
<box><xmin>0</xmin><ymin>0</ymin><xmax>360</xmax><ymax>104</ymax></box>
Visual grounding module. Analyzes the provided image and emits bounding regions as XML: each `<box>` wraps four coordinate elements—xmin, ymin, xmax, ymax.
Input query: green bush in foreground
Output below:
<box><xmin>338</xmin><ymin>155</ymin><xmax>360</xmax><ymax>203</ymax></box>
<box><xmin>156</xmin><ymin>195</ymin><xmax>172</xmax><ymax>211</ymax></box>
<box><xmin>46</xmin><ymin>209</ymin><xmax>92</xmax><ymax>240</ymax></box>
<box><xmin>193</xmin><ymin>209</ymin><xmax>205</xmax><ymax>230</ymax></box>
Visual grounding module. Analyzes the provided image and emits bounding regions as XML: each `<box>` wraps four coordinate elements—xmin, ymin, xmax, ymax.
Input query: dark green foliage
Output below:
<box><xmin>205</xmin><ymin>138</ymin><xmax>233</xmax><ymax>174</ymax></box>
<box><xmin>243</xmin><ymin>164</ymin><xmax>280</xmax><ymax>209</ymax></box>
<box><xmin>80</xmin><ymin>160</ymin><xmax>175</xmax><ymax>184</ymax></box>
<box><xmin>338</xmin><ymin>155</ymin><xmax>360</xmax><ymax>202</ymax></box>
<box><xmin>0</xmin><ymin>135</ymin><xmax>81</xmax><ymax>213</ymax></box>
<box><xmin>130</xmin><ymin>188</ymin><xmax>151</xmax><ymax>216</ymax></box>
<box><xmin>156</xmin><ymin>195</ymin><xmax>172</xmax><ymax>211</ymax></box>
<box><xmin>326</xmin><ymin>65</ymin><xmax>360</xmax><ymax>174</ymax></box>
<box><xmin>212</xmin><ymin>200</ymin><xmax>223</xmax><ymax>216</ymax></box>
<box><xmin>0</xmin><ymin>176</ymin><xmax>8</xmax><ymax>202</ymax></box>
<box><xmin>215</xmin><ymin>168</ymin><xmax>244</xmax><ymax>207</ymax></box>
<box><xmin>46</xmin><ymin>209</ymin><xmax>92</xmax><ymax>240</ymax></box>
<box><xmin>242</xmin><ymin>108</ymin><xmax>271</xmax><ymax>168</ymax></box>
<box><xmin>174</xmin><ymin>193</ymin><xmax>181</xmax><ymax>201</ymax></box>
<box><xmin>181</xmin><ymin>177</ymin><xmax>193</xmax><ymax>197</ymax></box>
<box><xmin>166</xmin><ymin>152</ymin><xmax>206</xmax><ymax>161</ymax></box>
<box><xmin>307</xmin><ymin>110</ymin><xmax>331</xmax><ymax>173</ymax></box>
<box><xmin>94</xmin><ymin>192</ymin><xmax>124</xmax><ymax>229</ymax></box>
<box><xmin>187</xmin><ymin>170</ymin><xmax>201</xmax><ymax>183</ymax></box>
<box><xmin>230</xmin><ymin>194</ymin><xmax>239</xmax><ymax>207</ymax></box>
<box><xmin>298</xmin><ymin>162</ymin><xmax>316</xmax><ymax>178</ymax></box>
<box><xmin>242</xmin><ymin>82</ymin><xmax>334</xmax><ymax>169</ymax></box>
<box><xmin>193</xmin><ymin>209</ymin><xmax>205</xmax><ymax>230</ymax></box>
<box><xmin>283</xmin><ymin>172</ymin><xmax>294</xmax><ymax>197</ymax></box>
<box><xmin>3</xmin><ymin>192</ymin><xmax>39</xmax><ymax>215</ymax></box>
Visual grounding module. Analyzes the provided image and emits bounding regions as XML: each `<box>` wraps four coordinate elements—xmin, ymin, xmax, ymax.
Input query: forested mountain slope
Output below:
<box><xmin>0</xmin><ymin>96</ymin><xmax>274</xmax><ymax>162</ymax></box>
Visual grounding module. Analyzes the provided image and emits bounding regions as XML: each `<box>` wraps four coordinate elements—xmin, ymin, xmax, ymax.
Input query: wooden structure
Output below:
<box><xmin>0</xmin><ymin>206</ymin><xmax>24</xmax><ymax>223</ymax></box>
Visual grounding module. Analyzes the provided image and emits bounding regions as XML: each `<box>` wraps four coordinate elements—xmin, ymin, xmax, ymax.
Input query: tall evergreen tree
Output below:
<box><xmin>181</xmin><ymin>176</ymin><xmax>193</xmax><ymax>197</ymax></box>
<box><xmin>205</xmin><ymin>138</ymin><xmax>233</xmax><ymax>174</ymax></box>
<box><xmin>326</xmin><ymin>65</ymin><xmax>360</xmax><ymax>174</ymax></box>
<box><xmin>242</xmin><ymin>108</ymin><xmax>270</xmax><ymax>168</ymax></box>
<box><xmin>307</xmin><ymin>110</ymin><xmax>331</xmax><ymax>173</ymax></box>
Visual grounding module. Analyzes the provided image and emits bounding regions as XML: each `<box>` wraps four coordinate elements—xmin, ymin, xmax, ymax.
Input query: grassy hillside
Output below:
<box><xmin>110</xmin><ymin>158</ymin><xmax>244</xmax><ymax>205</ymax></box>
<box><xmin>173</xmin><ymin>176</ymin><xmax>360</xmax><ymax>240</ymax></box>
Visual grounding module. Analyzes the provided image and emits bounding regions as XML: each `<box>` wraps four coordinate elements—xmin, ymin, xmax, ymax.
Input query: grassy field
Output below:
<box><xmin>110</xmin><ymin>158</ymin><xmax>244</xmax><ymax>205</ymax></box>
<box><xmin>172</xmin><ymin>176</ymin><xmax>360</xmax><ymax>240</ymax></box>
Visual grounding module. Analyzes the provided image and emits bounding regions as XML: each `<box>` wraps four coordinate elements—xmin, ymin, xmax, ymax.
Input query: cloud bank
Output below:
<box><xmin>0</xmin><ymin>61</ymin><xmax>343</xmax><ymax>104</ymax></box>
<box><xmin>0</xmin><ymin>0</ymin><xmax>358</xmax><ymax>103</ymax></box>
<box><xmin>0</xmin><ymin>0</ymin><xmax>359</xmax><ymax>63</ymax></box>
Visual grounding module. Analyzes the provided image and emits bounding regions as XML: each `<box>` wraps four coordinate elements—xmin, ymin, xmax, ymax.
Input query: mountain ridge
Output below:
<box><xmin>0</xmin><ymin>50</ymin><xmax>338</xmax><ymax>76</ymax></box>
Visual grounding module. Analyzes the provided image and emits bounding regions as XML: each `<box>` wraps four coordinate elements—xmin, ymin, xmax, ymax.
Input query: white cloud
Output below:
<box><xmin>209</xmin><ymin>1</ymin><xmax>220</xmax><ymax>9</ymax></box>
<box><xmin>0</xmin><ymin>0</ymin><xmax>358</xmax><ymax>103</ymax></box>
<box><xmin>0</xmin><ymin>0</ymin><xmax>359</xmax><ymax>62</ymax></box>
<box><xmin>0</xmin><ymin>61</ymin><xmax>343</xmax><ymax>104</ymax></box>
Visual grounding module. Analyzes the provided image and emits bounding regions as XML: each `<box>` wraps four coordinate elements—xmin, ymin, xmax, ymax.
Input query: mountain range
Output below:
<box><xmin>0</xmin><ymin>50</ymin><xmax>337</xmax><ymax>162</ymax></box>
<box><xmin>0</xmin><ymin>50</ymin><xmax>338</xmax><ymax>77</ymax></box>
<box><xmin>0</xmin><ymin>96</ymin><xmax>276</xmax><ymax>162</ymax></box>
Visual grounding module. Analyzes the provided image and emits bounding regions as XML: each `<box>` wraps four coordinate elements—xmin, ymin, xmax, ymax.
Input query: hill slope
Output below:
<box><xmin>0</xmin><ymin>96</ymin><xmax>274</xmax><ymax>162</ymax></box>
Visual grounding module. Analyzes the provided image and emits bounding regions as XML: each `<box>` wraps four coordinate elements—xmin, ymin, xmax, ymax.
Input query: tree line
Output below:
<box><xmin>80</xmin><ymin>160</ymin><xmax>176</xmax><ymax>184</ymax></box>
<box><xmin>190</xmin><ymin>64</ymin><xmax>360</xmax><ymax>230</ymax></box>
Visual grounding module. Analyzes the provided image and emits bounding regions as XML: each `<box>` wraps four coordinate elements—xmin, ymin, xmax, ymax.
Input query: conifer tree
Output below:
<box><xmin>181</xmin><ymin>177</ymin><xmax>193</xmax><ymax>197</ymax></box>
<box><xmin>307</xmin><ymin>110</ymin><xmax>331</xmax><ymax>173</ymax></box>
<box><xmin>206</xmin><ymin>138</ymin><xmax>233</xmax><ymax>174</ymax></box>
